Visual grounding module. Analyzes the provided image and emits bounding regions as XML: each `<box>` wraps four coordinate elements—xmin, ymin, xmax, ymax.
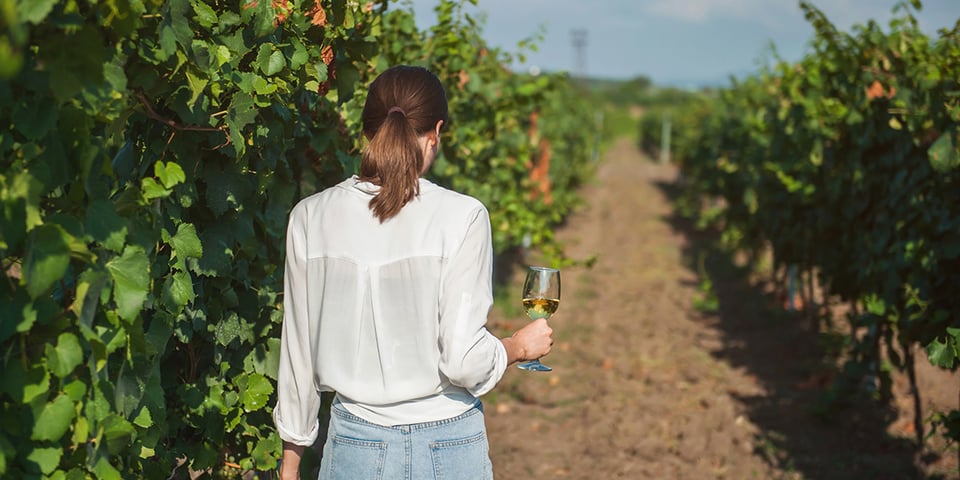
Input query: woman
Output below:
<box><xmin>273</xmin><ymin>65</ymin><xmax>554</xmax><ymax>480</ymax></box>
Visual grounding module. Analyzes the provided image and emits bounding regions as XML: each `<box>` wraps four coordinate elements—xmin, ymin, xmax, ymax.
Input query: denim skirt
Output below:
<box><xmin>318</xmin><ymin>401</ymin><xmax>494</xmax><ymax>480</ymax></box>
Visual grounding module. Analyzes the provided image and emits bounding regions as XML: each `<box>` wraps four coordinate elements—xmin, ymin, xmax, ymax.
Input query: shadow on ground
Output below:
<box><xmin>652</xmin><ymin>179</ymin><xmax>944</xmax><ymax>480</ymax></box>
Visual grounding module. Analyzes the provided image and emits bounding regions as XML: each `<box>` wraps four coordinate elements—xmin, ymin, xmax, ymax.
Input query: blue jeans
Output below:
<box><xmin>318</xmin><ymin>402</ymin><xmax>494</xmax><ymax>480</ymax></box>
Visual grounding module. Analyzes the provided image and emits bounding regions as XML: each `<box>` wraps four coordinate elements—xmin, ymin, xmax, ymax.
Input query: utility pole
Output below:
<box><xmin>571</xmin><ymin>29</ymin><xmax>587</xmax><ymax>84</ymax></box>
<box><xmin>660</xmin><ymin>111</ymin><xmax>671</xmax><ymax>164</ymax></box>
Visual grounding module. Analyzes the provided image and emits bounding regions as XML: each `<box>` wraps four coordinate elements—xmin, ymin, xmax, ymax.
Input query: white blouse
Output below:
<box><xmin>273</xmin><ymin>176</ymin><xmax>508</xmax><ymax>446</ymax></box>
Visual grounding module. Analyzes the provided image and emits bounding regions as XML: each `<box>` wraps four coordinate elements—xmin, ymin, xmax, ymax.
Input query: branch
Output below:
<box><xmin>135</xmin><ymin>92</ymin><xmax>231</xmax><ymax>148</ymax></box>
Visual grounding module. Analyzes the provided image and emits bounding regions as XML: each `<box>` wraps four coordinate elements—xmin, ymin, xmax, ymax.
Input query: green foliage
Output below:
<box><xmin>0</xmin><ymin>0</ymin><xmax>596</xmax><ymax>477</ymax></box>
<box><xmin>672</xmin><ymin>0</ymin><xmax>960</xmax><ymax>446</ymax></box>
<box><xmin>377</xmin><ymin>0</ymin><xmax>596</xmax><ymax>259</ymax></box>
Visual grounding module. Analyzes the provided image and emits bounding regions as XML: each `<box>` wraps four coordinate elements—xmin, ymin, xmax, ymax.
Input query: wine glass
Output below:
<box><xmin>517</xmin><ymin>266</ymin><xmax>560</xmax><ymax>372</ymax></box>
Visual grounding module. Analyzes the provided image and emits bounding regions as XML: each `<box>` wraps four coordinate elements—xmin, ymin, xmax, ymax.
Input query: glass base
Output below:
<box><xmin>517</xmin><ymin>359</ymin><xmax>552</xmax><ymax>372</ymax></box>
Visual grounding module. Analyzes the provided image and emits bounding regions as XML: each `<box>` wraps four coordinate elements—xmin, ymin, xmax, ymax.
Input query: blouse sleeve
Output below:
<box><xmin>437</xmin><ymin>205</ymin><xmax>508</xmax><ymax>397</ymax></box>
<box><xmin>273</xmin><ymin>203</ymin><xmax>322</xmax><ymax>446</ymax></box>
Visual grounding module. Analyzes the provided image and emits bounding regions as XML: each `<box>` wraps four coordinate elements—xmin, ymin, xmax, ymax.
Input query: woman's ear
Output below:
<box><xmin>434</xmin><ymin>120</ymin><xmax>444</xmax><ymax>139</ymax></box>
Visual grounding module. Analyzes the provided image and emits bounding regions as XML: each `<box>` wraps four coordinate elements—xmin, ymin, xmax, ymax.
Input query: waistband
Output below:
<box><xmin>331</xmin><ymin>398</ymin><xmax>483</xmax><ymax>433</ymax></box>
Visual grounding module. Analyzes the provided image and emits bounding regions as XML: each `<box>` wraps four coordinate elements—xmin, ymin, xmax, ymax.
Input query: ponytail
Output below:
<box><xmin>359</xmin><ymin>66</ymin><xmax>449</xmax><ymax>223</ymax></box>
<box><xmin>359</xmin><ymin>110</ymin><xmax>423</xmax><ymax>222</ymax></box>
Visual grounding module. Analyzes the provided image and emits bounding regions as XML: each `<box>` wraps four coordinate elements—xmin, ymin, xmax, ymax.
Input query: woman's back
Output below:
<box><xmin>280</xmin><ymin>175</ymin><xmax>501</xmax><ymax>427</ymax></box>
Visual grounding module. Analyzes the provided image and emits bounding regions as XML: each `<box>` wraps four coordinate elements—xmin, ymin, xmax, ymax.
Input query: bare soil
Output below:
<box><xmin>483</xmin><ymin>138</ymin><xmax>960</xmax><ymax>480</ymax></box>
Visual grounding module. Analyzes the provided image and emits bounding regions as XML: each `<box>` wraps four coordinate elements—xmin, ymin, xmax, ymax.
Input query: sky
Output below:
<box><xmin>402</xmin><ymin>0</ymin><xmax>960</xmax><ymax>87</ymax></box>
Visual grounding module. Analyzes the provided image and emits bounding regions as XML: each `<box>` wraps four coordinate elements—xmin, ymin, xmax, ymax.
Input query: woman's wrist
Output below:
<box><xmin>501</xmin><ymin>335</ymin><xmax>527</xmax><ymax>364</ymax></box>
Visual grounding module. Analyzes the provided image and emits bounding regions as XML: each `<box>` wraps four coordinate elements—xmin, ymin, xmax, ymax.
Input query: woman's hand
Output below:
<box><xmin>279</xmin><ymin>442</ymin><xmax>304</xmax><ymax>480</ymax></box>
<box><xmin>502</xmin><ymin>318</ymin><xmax>554</xmax><ymax>364</ymax></box>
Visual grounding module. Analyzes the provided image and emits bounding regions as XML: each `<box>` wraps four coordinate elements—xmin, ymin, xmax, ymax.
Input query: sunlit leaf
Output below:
<box><xmin>23</xmin><ymin>224</ymin><xmax>72</xmax><ymax>299</ymax></box>
<box><xmin>18</xmin><ymin>0</ymin><xmax>58</xmax><ymax>24</ymax></box>
<box><xmin>25</xmin><ymin>446</ymin><xmax>62</xmax><ymax>475</ymax></box>
<box><xmin>236</xmin><ymin>373</ymin><xmax>273</xmax><ymax>412</ymax></box>
<box><xmin>105</xmin><ymin>246</ymin><xmax>150</xmax><ymax>321</ymax></box>
<box><xmin>155</xmin><ymin>161</ymin><xmax>186</xmax><ymax>189</ymax></box>
<box><xmin>31</xmin><ymin>394</ymin><xmax>76</xmax><ymax>441</ymax></box>
<box><xmin>927</xmin><ymin>337</ymin><xmax>956</xmax><ymax>369</ymax></box>
<box><xmin>46</xmin><ymin>332</ymin><xmax>83</xmax><ymax>378</ymax></box>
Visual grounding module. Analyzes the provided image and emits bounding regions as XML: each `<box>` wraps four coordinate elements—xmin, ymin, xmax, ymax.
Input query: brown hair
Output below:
<box><xmin>359</xmin><ymin>65</ymin><xmax>449</xmax><ymax>222</ymax></box>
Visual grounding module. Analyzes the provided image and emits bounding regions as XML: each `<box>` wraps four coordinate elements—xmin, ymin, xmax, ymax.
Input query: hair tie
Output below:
<box><xmin>387</xmin><ymin>106</ymin><xmax>406</xmax><ymax>116</ymax></box>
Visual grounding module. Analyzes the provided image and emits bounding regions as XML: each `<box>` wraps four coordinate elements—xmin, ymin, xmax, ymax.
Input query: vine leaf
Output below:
<box><xmin>170</xmin><ymin>222</ymin><xmax>203</xmax><ymax>271</ymax></box>
<box><xmin>85</xmin><ymin>199</ymin><xmax>128</xmax><ymax>253</ymax></box>
<box><xmin>236</xmin><ymin>373</ymin><xmax>273</xmax><ymax>412</ymax></box>
<box><xmin>928</xmin><ymin>128</ymin><xmax>959</xmax><ymax>173</ymax></box>
<box><xmin>46</xmin><ymin>332</ymin><xmax>83</xmax><ymax>378</ymax></box>
<box><xmin>191</xmin><ymin>0</ymin><xmax>219</xmax><ymax>28</ymax></box>
<box><xmin>24</xmin><ymin>446</ymin><xmax>62</xmax><ymax>475</ymax></box>
<box><xmin>155</xmin><ymin>161</ymin><xmax>186</xmax><ymax>189</ymax></box>
<box><xmin>23</xmin><ymin>224</ymin><xmax>71</xmax><ymax>299</ymax></box>
<box><xmin>163</xmin><ymin>270</ymin><xmax>195</xmax><ymax>310</ymax></box>
<box><xmin>105</xmin><ymin>246</ymin><xmax>150</xmax><ymax>321</ymax></box>
<box><xmin>30</xmin><ymin>394</ymin><xmax>76</xmax><ymax>441</ymax></box>
<box><xmin>18</xmin><ymin>0</ymin><xmax>58</xmax><ymax>24</ymax></box>
<box><xmin>926</xmin><ymin>337</ymin><xmax>956</xmax><ymax>369</ymax></box>
<box><xmin>93</xmin><ymin>455</ymin><xmax>122</xmax><ymax>480</ymax></box>
<box><xmin>257</xmin><ymin>44</ymin><xmax>286</xmax><ymax>76</ymax></box>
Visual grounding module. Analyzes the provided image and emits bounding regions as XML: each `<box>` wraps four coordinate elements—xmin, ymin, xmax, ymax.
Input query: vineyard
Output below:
<box><xmin>0</xmin><ymin>0</ymin><xmax>594</xmax><ymax>477</ymax></box>
<box><xmin>665</xmin><ymin>0</ymin><xmax>960</xmax><ymax>462</ymax></box>
<box><xmin>3</xmin><ymin>0</ymin><xmax>960</xmax><ymax>478</ymax></box>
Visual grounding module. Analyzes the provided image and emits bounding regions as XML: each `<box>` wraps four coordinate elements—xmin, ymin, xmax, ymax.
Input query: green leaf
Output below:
<box><xmin>158</xmin><ymin>24</ymin><xmax>177</xmax><ymax>59</ymax></box>
<box><xmin>864</xmin><ymin>294</ymin><xmax>886</xmax><ymax>316</ymax></box>
<box><xmin>132</xmin><ymin>406</ymin><xmax>154</xmax><ymax>428</ymax></box>
<box><xmin>236</xmin><ymin>373</ymin><xmax>273</xmax><ymax>412</ymax></box>
<box><xmin>244</xmin><ymin>337</ymin><xmax>281</xmax><ymax>380</ymax></box>
<box><xmin>290</xmin><ymin>39</ymin><xmax>308</xmax><ymax>69</ymax></box>
<box><xmin>18</xmin><ymin>0</ymin><xmax>58</xmax><ymax>24</ymax></box>
<box><xmin>252</xmin><ymin>75</ymin><xmax>278</xmax><ymax>95</ymax></box>
<box><xmin>171</xmin><ymin>222</ymin><xmax>203</xmax><ymax>269</ymax></box>
<box><xmin>92</xmin><ymin>456</ymin><xmax>122</xmax><ymax>480</ymax></box>
<box><xmin>250</xmin><ymin>433</ymin><xmax>281</xmax><ymax>470</ymax></box>
<box><xmin>215</xmin><ymin>45</ymin><xmax>232</xmax><ymax>67</ymax></box>
<box><xmin>155</xmin><ymin>161</ymin><xmax>186</xmax><ymax>189</ymax></box>
<box><xmin>928</xmin><ymin>128</ymin><xmax>959</xmax><ymax>173</ymax></box>
<box><xmin>31</xmin><ymin>394</ymin><xmax>76</xmax><ymax>441</ymax></box>
<box><xmin>23</xmin><ymin>224</ymin><xmax>72</xmax><ymax>299</ymax></box>
<box><xmin>12</xmin><ymin>96</ymin><xmax>58</xmax><ymax>140</ymax></box>
<box><xmin>103</xmin><ymin>58</ymin><xmax>127</xmax><ymax>92</ymax></box>
<box><xmin>214</xmin><ymin>314</ymin><xmax>241</xmax><ymax>346</ymax></box>
<box><xmin>105</xmin><ymin>246</ymin><xmax>150</xmax><ymax>321</ymax></box>
<box><xmin>168</xmin><ymin>0</ymin><xmax>194</xmax><ymax>48</ymax></box>
<box><xmin>163</xmin><ymin>270</ymin><xmax>195</xmax><ymax>309</ymax></box>
<box><xmin>185</xmin><ymin>70</ymin><xmax>208</xmax><ymax>106</ymax></box>
<box><xmin>142</xmin><ymin>177</ymin><xmax>170</xmax><ymax>200</ymax></box>
<box><xmin>0</xmin><ymin>288</ymin><xmax>36</xmax><ymax>342</ymax></box>
<box><xmin>927</xmin><ymin>337</ymin><xmax>957</xmax><ymax>369</ymax></box>
<box><xmin>85</xmin><ymin>199</ymin><xmax>128</xmax><ymax>252</ymax></box>
<box><xmin>71</xmin><ymin>269</ymin><xmax>109</xmax><ymax>328</ymax></box>
<box><xmin>265</xmin><ymin>50</ymin><xmax>285</xmax><ymax>77</ymax></box>
<box><xmin>25</xmin><ymin>446</ymin><xmax>62</xmax><ymax>475</ymax></box>
<box><xmin>203</xmin><ymin>166</ymin><xmax>251</xmax><ymax>216</ymax></box>
<box><xmin>2</xmin><ymin>362</ymin><xmax>49</xmax><ymax>404</ymax></box>
<box><xmin>46</xmin><ymin>332</ymin><xmax>83</xmax><ymax>378</ymax></box>
<box><xmin>191</xmin><ymin>0</ymin><xmax>218</xmax><ymax>27</ymax></box>
<box><xmin>100</xmin><ymin>415</ymin><xmax>135</xmax><ymax>455</ymax></box>
<box><xmin>228</xmin><ymin>92</ymin><xmax>257</xmax><ymax>133</ymax></box>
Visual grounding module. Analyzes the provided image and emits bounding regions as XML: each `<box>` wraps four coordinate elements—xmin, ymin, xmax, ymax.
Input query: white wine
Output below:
<box><xmin>523</xmin><ymin>298</ymin><xmax>559</xmax><ymax>319</ymax></box>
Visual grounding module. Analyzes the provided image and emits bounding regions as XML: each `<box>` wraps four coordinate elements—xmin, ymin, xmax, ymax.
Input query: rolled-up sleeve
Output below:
<box><xmin>273</xmin><ymin>204</ymin><xmax>322</xmax><ymax>446</ymax></box>
<box><xmin>438</xmin><ymin>206</ymin><xmax>508</xmax><ymax>397</ymax></box>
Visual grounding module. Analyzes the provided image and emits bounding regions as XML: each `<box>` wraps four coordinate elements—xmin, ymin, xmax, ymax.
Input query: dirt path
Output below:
<box><xmin>484</xmin><ymin>138</ymin><xmax>958</xmax><ymax>479</ymax></box>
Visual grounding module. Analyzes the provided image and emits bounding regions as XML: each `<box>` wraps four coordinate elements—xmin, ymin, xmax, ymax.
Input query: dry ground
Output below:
<box><xmin>483</xmin><ymin>138</ymin><xmax>959</xmax><ymax>480</ymax></box>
